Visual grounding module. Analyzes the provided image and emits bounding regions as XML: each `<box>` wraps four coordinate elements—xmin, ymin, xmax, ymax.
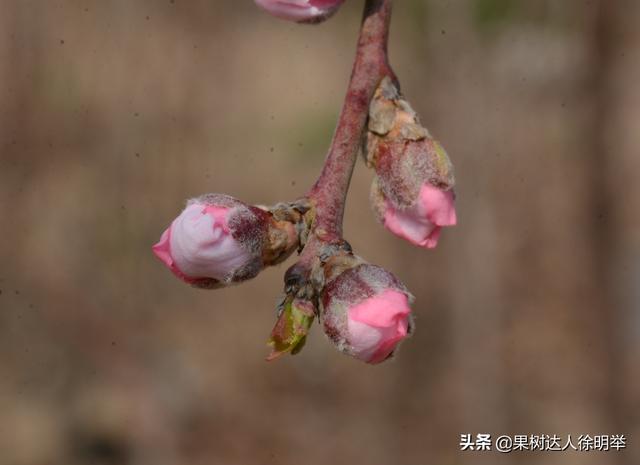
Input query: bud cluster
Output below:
<box><xmin>152</xmin><ymin>1</ymin><xmax>456</xmax><ymax>365</ymax></box>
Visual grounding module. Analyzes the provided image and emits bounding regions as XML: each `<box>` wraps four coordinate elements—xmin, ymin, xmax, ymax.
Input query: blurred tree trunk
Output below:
<box><xmin>591</xmin><ymin>1</ymin><xmax>640</xmax><ymax>464</ymax></box>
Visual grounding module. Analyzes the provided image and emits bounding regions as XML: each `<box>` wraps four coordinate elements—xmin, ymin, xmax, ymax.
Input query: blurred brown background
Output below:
<box><xmin>1</xmin><ymin>0</ymin><xmax>638</xmax><ymax>464</ymax></box>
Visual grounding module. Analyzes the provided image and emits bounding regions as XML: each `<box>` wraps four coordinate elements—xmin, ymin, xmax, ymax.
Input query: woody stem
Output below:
<box><xmin>306</xmin><ymin>0</ymin><xmax>395</xmax><ymax>241</ymax></box>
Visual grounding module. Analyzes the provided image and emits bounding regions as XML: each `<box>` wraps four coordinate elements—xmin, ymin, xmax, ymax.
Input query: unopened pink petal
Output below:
<box><xmin>348</xmin><ymin>320</ymin><xmax>385</xmax><ymax>362</ymax></box>
<box><xmin>382</xmin><ymin>183</ymin><xmax>456</xmax><ymax>248</ymax></box>
<box><xmin>368</xmin><ymin>319</ymin><xmax>408</xmax><ymax>364</ymax></box>
<box><xmin>347</xmin><ymin>289</ymin><xmax>411</xmax><ymax>363</ymax></box>
<box><xmin>420</xmin><ymin>226</ymin><xmax>441</xmax><ymax>249</ymax></box>
<box><xmin>420</xmin><ymin>184</ymin><xmax>457</xmax><ymax>226</ymax></box>
<box><xmin>152</xmin><ymin>225</ymin><xmax>199</xmax><ymax>283</ymax></box>
<box><xmin>254</xmin><ymin>0</ymin><xmax>344</xmax><ymax>22</ymax></box>
<box><xmin>350</xmin><ymin>289</ymin><xmax>410</xmax><ymax>327</ymax></box>
<box><xmin>170</xmin><ymin>204</ymin><xmax>249</xmax><ymax>280</ymax></box>
<box><xmin>383</xmin><ymin>204</ymin><xmax>437</xmax><ymax>246</ymax></box>
<box><xmin>152</xmin><ymin>203</ymin><xmax>252</xmax><ymax>283</ymax></box>
<box><xmin>203</xmin><ymin>205</ymin><xmax>231</xmax><ymax>232</ymax></box>
<box><xmin>152</xmin><ymin>227</ymin><xmax>173</xmax><ymax>267</ymax></box>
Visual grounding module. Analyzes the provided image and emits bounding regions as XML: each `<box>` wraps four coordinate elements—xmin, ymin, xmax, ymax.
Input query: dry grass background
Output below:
<box><xmin>0</xmin><ymin>1</ymin><xmax>638</xmax><ymax>464</ymax></box>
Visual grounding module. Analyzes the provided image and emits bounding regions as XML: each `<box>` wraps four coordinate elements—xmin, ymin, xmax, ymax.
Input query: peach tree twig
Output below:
<box><xmin>154</xmin><ymin>0</ymin><xmax>456</xmax><ymax>364</ymax></box>
<box><xmin>268</xmin><ymin>0</ymin><xmax>403</xmax><ymax>360</ymax></box>
<box><xmin>307</xmin><ymin>0</ymin><xmax>395</xmax><ymax>241</ymax></box>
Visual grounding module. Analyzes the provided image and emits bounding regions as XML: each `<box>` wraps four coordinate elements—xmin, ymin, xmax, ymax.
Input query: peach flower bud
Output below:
<box><xmin>321</xmin><ymin>263</ymin><xmax>414</xmax><ymax>364</ymax></box>
<box><xmin>152</xmin><ymin>194</ymin><xmax>271</xmax><ymax>288</ymax></box>
<box><xmin>381</xmin><ymin>183</ymin><xmax>456</xmax><ymax>249</ymax></box>
<box><xmin>254</xmin><ymin>0</ymin><xmax>345</xmax><ymax>24</ymax></box>
<box><xmin>365</xmin><ymin>76</ymin><xmax>457</xmax><ymax>248</ymax></box>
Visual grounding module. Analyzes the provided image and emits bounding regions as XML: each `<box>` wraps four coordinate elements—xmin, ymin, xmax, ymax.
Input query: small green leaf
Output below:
<box><xmin>267</xmin><ymin>297</ymin><xmax>315</xmax><ymax>361</ymax></box>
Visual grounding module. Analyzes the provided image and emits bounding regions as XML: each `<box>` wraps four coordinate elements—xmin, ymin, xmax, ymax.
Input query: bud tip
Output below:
<box><xmin>383</xmin><ymin>183</ymin><xmax>456</xmax><ymax>249</ymax></box>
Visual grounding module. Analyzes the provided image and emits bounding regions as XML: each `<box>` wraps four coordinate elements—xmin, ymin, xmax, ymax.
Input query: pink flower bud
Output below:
<box><xmin>254</xmin><ymin>0</ymin><xmax>345</xmax><ymax>24</ymax></box>
<box><xmin>321</xmin><ymin>263</ymin><xmax>414</xmax><ymax>364</ymax></box>
<box><xmin>153</xmin><ymin>194</ymin><xmax>270</xmax><ymax>288</ymax></box>
<box><xmin>382</xmin><ymin>183</ymin><xmax>456</xmax><ymax>249</ymax></box>
<box><xmin>365</xmin><ymin>77</ymin><xmax>457</xmax><ymax>248</ymax></box>
<box><xmin>347</xmin><ymin>289</ymin><xmax>411</xmax><ymax>363</ymax></box>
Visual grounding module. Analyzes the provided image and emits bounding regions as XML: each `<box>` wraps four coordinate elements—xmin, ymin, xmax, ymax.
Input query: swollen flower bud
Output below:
<box><xmin>153</xmin><ymin>194</ymin><xmax>300</xmax><ymax>288</ymax></box>
<box><xmin>320</xmin><ymin>262</ymin><xmax>414</xmax><ymax>364</ymax></box>
<box><xmin>365</xmin><ymin>76</ymin><xmax>457</xmax><ymax>248</ymax></box>
<box><xmin>372</xmin><ymin>179</ymin><xmax>456</xmax><ymax>248</ymax></box>
<box><xmin>254</xmin><ymin>0</ymin><xmax>345</xmax><ymax>24</ymax></box>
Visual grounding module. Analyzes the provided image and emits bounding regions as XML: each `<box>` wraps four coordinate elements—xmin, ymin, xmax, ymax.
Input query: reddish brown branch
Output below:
<box><xmin>307</xmin><ymin>0</ymin><xmax>395</xmax><ymax>240</ymax></box>
<box><xmin>271</xmin><ymin>0</ymin><xmax>399</xmax><ymax>359</ymax></box>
